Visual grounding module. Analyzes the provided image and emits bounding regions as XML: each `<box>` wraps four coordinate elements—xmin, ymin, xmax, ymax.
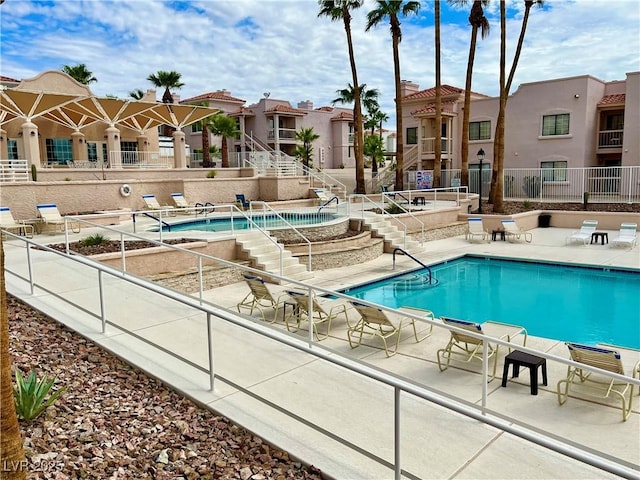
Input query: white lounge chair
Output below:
<box><xmin>465</xmin><ymin>217</ymin><xmax>489</xmax><ymax>243</ymax></box>
<box><xmin>566</xmin><ymin>220</ymin><xmax>598</xmax><ymax>245</ymax></box>
<box><xmin>36</xmin><ymin>204</ymin><xmax>80</xmax><ymax>233</ymax></box>
<box><xmin>501</xmin><ymin>219</ymin><xmax>532</xmax><ymax>243</ymax></box>
<box><xmin>0</xmin><ymin>206</ymin><xmax>34</xmax><ymax>238</ymax></box>
<box><xmin>141</xmin><ymin>195</ymin><xmax>175</xmax><ymax>215</ymax></box>
<box><xmin>611</xmin><ymin>223</ymin><xmax>637</xmax><ymax>248</ymax></box>
<box><xmin>313</xmin><ymin>188</ymin><xmax>339</xmax><ymax>205</ymax></box>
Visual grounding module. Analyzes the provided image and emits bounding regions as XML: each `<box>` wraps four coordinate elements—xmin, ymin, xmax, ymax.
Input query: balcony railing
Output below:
<box><xmin>420</xmin><ymin>137</ymin><xmax>450</xmax><ymax>154</ymax></box>
<box><xmin>267</xmin><ymin>128</ymin><xmax>297</xmax><ymax>140</ymax></box>
<box><xmin>109</xmin><ymin>151</ymin><xmax>172</xmax><ymax>168</ymax></box>
<box><xmin>598</xmin><ymin>130</ymin><xmax>624</xmax><ymax>148</ymax></box>
<box><xmin>0</xmin><ymin>159</ymin><xmax>29</xmax><ymax>182</ymax></box>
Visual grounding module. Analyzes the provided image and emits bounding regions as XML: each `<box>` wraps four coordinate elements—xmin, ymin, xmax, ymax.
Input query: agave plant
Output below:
<box><xmin>13</xmin><ymin>369</ymin><xmax>66</xmax><ymax>421</ymax></box>
<box><xmin>81</xmin><ymin>233</ymin><xmax>108</xmax><ymax>246</ymax></box>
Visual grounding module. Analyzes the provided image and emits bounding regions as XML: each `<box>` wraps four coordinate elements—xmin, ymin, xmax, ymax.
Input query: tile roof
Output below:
<box><xmin>411</xmin><ymin>101</ymin><xmax>456</xmax><ymax>115</ymax></box>
<box><xmin>1</xmin><ymin>75</ymin><xmax>20</xmax><ymax>83</ymax></box>
<box><xmin>181</xmin><ymin>91</ymin><xmax>245</xmax><ymax>104</ymax></box>
<box><xmin>315</xmin><ymin>106</ymin><xmax>335</xmax><ymax>112</ymax></box>
<box><xmin>404</xmin><ymin>84</ymin><xmax>464</xmax><ymax>100</ymax></box>
<box><xmin>331</xmin><ymin>111</ymin><xmax>353</xmax><ymax>120</ymax></box>
<box><xmin>264</xmin><ymin>103</ymin><xmax>306</xmax><ymax>115</ymax></box>
<box><xmin>598</xmin><ymin>94</ymin><xmax>625</xmax><ymax>106</ymax></box>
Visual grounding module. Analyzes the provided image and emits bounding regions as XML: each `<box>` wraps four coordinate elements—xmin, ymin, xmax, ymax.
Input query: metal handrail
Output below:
<box><xmin>317</xmin><ymin>195</ymin><xmax>339</xmax><ymax>213</ymax></box>
<box><xmin>4</xmin><ymin>230</ymin><xmax>638</xmax><ymax>480</ymax></box>
<box><xmin>392</xmin><ymin>247</ymin><xmax>437</xmax><ymax>286</ymax></box>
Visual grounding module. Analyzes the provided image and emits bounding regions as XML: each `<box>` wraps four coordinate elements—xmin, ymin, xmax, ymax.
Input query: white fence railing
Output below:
<box><xmin>0</xmin><ymin>159</ymin><xmax>29</xmax><ymax>182</ymax></box>
<box><xmin>109</xmin><ymin>151</ymin><xmax>173</xmax><ymax>169</ymax></box>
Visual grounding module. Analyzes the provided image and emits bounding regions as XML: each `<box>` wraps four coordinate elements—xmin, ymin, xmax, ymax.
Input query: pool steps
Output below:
<box><xmin>361</xmin><ymin>216</ymin><xmax>424</xmax><ymax>254</ymax></box>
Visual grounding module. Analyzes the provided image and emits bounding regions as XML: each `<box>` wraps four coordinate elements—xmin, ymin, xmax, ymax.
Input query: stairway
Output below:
<box><xmin>360</xmin><ymin>215</ymin><xmax>425</xmax><ymax>254</ymax></box>
<box><xmin>235</xmin><ymin>231</ymin><xmax>313</xmax><ymax>283</ymax></box>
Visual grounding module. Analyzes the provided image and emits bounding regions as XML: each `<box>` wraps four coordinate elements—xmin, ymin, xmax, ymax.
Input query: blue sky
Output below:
<box><xmin>1</xmin><ymin>0</ymin><xmax>639</xmax><ymax>127</ymax></box>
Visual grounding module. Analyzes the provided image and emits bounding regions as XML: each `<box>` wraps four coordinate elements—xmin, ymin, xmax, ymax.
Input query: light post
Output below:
<box><xmin>477</xmin><ymin>148</ymin><xmax>485</xmax><ymax>214</ymax></box>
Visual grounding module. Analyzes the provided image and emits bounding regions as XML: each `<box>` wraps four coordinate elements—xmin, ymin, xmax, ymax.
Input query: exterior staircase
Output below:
<box><xmin>360</xmin><ymin>215</ymin><xmax>425</xmax><ymax>255</ymax></box>
<box><xmin>235</xmin><ymin>231</ymin><xmax>313</xmax><ymax>283</ymax></box>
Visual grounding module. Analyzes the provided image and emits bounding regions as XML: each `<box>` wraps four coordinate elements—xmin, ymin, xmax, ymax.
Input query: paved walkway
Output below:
<box><xmin>4</xmin><ymin>224</ymin><xmax>640</xmax><ymax>479</ymax></box>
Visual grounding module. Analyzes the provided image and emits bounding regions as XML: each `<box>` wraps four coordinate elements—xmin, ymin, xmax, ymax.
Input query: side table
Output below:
<box><xmin>492</xmin><ymin>229</ymin><xmax>506</xmax><ymax>241</ymax></box>
<box><xmin>590</xmin><ymin>231</ymin><xmax>608</xmax><ymax>245</ymax></box>
<box><xmin>501</xmin><ymin>350</ymin><xmax>547</xmax><ymax>395</ymax></box>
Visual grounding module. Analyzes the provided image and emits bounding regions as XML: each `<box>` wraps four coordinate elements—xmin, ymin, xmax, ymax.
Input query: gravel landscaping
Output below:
<box><xmin>7</xmin><ymin>295</ymin><xmax>323</xmax><ymax>480</ymax></box>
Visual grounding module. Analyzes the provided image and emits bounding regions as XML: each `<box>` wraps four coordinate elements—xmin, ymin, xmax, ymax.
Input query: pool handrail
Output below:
<box><xmin>392</xmin><ymin>247</ymin><xmax>437</xmax><ymax>286</ymax></box>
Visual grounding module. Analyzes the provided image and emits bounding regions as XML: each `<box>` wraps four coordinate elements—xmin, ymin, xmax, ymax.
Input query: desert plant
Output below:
<box><xmin>583</xmin><ymin>191</ymin><xmax>590</xmax><ymax>210</ymax></box>
<box><xmin>13</xmin><ymin>369</ymin><xmax>66</xmax><ymax>421</ymax></box>
<box><xmin>523</xmin><ymin>200</ymin><xmax>532</xmax><ymax>210</ymax></box>
<box><xmin>81</xmin><ymin>233</ymin><xmax>108</xmax><ymax>246</ymax></box>
<box><xmin>64</xmin><ymin>177</ymin><xmax>71</xmax><ymax>181</ymax></box>
<box><xmin>385</xmin><ymin>204</ymin><xmax>405</xmax><ymax>215</ymax></box>
<box><xmin>31</xmin><ymin>164</ymin><xmax>37</xmax><ymax>181</ymax></box>
<box><xmin>206</xmin><ymin>170</ymin><xmax>217</xmax><ymax>178</ymax></box>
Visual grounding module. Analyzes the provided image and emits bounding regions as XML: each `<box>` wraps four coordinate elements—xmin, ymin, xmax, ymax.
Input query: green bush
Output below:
<box><xmin>13</xmin><ymin>369</ymin><xmax>66</xmax><ymax>421</ymax></box>
<box><xmin>385</xmin><ymin>204</ymin><xmax>405</xmax><ymax>215</ymax></box>
<box><xmin>31</xmin><ymin>164</ymin><xmax>37</xmax><ymax>181</ymax></box>
<box><xmin>81</xmin><ymin>233</ymin><xmax>108</xmax><ymax>246</ymax></box>
<box><xmin>206</xmin><ymin>170</ymin><xmax>217</xmax><ymax>178</ymax></box>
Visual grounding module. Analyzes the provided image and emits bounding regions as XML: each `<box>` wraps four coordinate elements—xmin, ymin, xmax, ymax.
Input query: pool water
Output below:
<box><xmin>341</xmin><ymin>256</ymin><xmax>640</xmax><ymax>349</ymax></box>
<box><xmin>162</xmin><ymin>212</ymin><xmax>338</xmax><ymax>233</ymax></box>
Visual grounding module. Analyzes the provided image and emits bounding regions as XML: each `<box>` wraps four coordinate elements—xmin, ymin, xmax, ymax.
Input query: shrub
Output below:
<box><xmin>81</xmin><ymin>233</ymin><xmax>108</xmax><ymax>246</ymax></box>
<box><xmin>13</xmin><ymin>369</ymin><xmax>66</xmax><ymax>421</ymax></box>
<box><xmin>206</xmin><ymin>170</ymin><xmax>217</xmax><ymax>178</ymax></box>
<box><xmin>523</xmin><ymin>200</ymin><xmax>532</xmax><ymax>210</ymax></box>
<box><xmin>31</xmin><ymin>164</ymin><xmax>37</xmax><ymax>181</ymax></box>
<box><xmin>385</xmin><ymin>204</ymin><xmax>405</xmax><ymax>215</ymax></box>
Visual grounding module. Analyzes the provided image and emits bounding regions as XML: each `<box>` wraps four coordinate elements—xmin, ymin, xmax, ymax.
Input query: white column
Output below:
<box><xmin>71</xmin><ymin>131</ymin><xmax>87</xmax><ymax>162</ymax></box>
<box><xmin>0</xmin><ymin>128</ymin><xmax>8</xmax><ymax>160</ymax></box>
<box><xmin>172</xmin><ymin>130</ymin><xmax>186</xmax><ymax>168</ymax></box>
<box><xmin>21</xmin><ymin>121</ymin><xmax>41</xmax><ymax>169</ymax></box>
<box><xmin>105</xmin><ymin>126</ymin><xmax>121</xmax><ymax>168</ymax></box>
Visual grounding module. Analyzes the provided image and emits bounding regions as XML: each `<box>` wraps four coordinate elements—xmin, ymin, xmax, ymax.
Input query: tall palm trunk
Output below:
<box><xmin>343</xmin><ymin>7</ymin><xmax>365</xmax><ymax>194</ymax></box>
<box><xmin>391</xmin><ymin>17</ymin><xmax>404</xmax><ymax>191</ymax></box>
<box><xmin>489</xmin><ymin>0</ymin><xmax>507</xmax><ymax>211</ymax></box>
<box><xmin>460</xmin><ymin>0</ymin><xmax>484</xmax><ymax>187</ymax></box>
<box><xmin>433</xmin><ymin>0</ymin><xmax>442</xmax><ymax>188</ymax></box>
<box><xmin>506</xmin><ymin>1</ymin><xmax>535</xmax><ymax>94</ymax></box>
<box><xmin>0</xmin><ymin>240</ymin><xmax>27</xmax><ymax>480</ymax></box>
<box><xmin>202</xmin><ymin>125</ymin><xmax>211</xmax><ymax>168</ymax></box>
<box><xmin>221</xmin><ymin>137</ymin><xmax>229</xmax><ymax>168</ymax></box>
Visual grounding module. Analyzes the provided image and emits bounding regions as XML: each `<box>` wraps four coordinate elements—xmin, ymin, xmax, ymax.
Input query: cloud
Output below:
<box><xmin>1</xmin><ymin>0</ymin><xmax>638</xmax><ymax>127</ymax></box>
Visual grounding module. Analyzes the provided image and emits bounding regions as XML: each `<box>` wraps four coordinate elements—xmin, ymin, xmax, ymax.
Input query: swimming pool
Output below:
<box><xmin>160</xmin><ymin>212</ymin><xmax>339</xmax><ymax>233</ymax></box>
<box><xmin>341</xmin><ymin>256</ymin><xmax>640</xmax><ymax>349</ymax></box>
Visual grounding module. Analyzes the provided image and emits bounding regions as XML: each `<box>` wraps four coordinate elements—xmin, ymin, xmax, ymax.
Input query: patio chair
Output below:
<box><xmin>235</xmin><ymin>194</ymin><xmax>250</xmax><ymax>210</ymax></box>
<box><xmin>284</xmin><ymin>290</ymin><xmax>350</xmax><ymax>341</ymax></box>
<box><xmin>141</xmin><ymin>194</ymin><xmax>176</xmax><ymax>215</ymax></box>
<box><xmin>36</xmin><ymin>204</ymin><xmax>80</xmax><ymax>233</ymax></box>
<box><xmin>501</xmin><ymin>219</ymin><xmax>532</xmax><ymax>243</ymax></box>
<box><xmin>566</xmin><ymin>220</ymin><xmax>598</xmax><ymax>245</ymax></box>
<box><xmin>347</xmin><ymin>302</ymin><xmax>433</xmax><ymax>357</ymax></box>
<box><xmin>437</xmin><ymin>317</ymin><xmax>528</xmax><ymax>380</ymax></box>
<box><xmin>557</xmin><ymin>343</ymin><xmax>640</xmax><ymax>421</ymax></box>
<box><xmin>0</xmin><ymin>206</ymin><xmax>34</xmax><ymax>238</ymax></box>
<box><xmin>465</xmin><ymin>217</ymin><xmax>490</xmax><ymax>243</ymax></box>
<box><xmin>236</xmin><ymin>274</ymin><xmax>289</xmax><ymax>323</ymax></box>
<box><xmin>313</xmin><ymin>188</ymin><xmax>339</xmax><ymax>206</ymax></box>
<box><xmin>611</xmin><ymin>223</ymin><xmax>638</xmax><ymax>248</ymax></box>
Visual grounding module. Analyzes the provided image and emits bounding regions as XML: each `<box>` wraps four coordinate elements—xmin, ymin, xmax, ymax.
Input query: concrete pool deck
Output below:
<box><xmin>4</xmin><ymin>223</ymin><xmax>640</xmax><ymax>479</ymax></box>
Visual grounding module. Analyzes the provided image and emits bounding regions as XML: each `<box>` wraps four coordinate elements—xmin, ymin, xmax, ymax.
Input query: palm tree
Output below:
<box><xmin>364</xmin><ymin>107</ymin><xmax>388</xmax><ymax>175</ymax></box>
<box><xmin>318</xmin><ymin>0</ymin><xmax>366</xmax><ymax>194</ymax></box>
<box><xmin>433</xmin><ymin>0</ymin><xmax>443</xmax><ymax>188</ymax></box>
<box><xmin>490</xmin><ymin>0</ymin><xmax>544</xmax><ymax>212</ymax></box>
<box><xmin>295</xmin><ymin>127</ymin><xmax>320</xmax><ymax>172</ymax></box>
<box><xmin>365</xmin><ymin>0</ymin><xmax>419</xmax><ymax>191</ymax></box>
<box><xmin>0</xmin><ymin>240</ymin><xmax>27</xmax><ymax>480</ymax></box>
<box><xmin>146</xmin><ymin>70</ymin><xmax>184</xmax><ymax>104</ymax></box>
<box><xmin>129</xmin><ymin>89</ymin><xmax>145</xmax><ymax>100</ymax></box>
<box><xmin>61</xmin><ymin>64</ymin><xmax>97</xmax><ymax>84</ymax></box>
<box><xmin>208</xmin><ymin>113</ymin><xmax>241</xmax><ymax>168</ymax></box>
<box><xmin>449</xmin><ymin>0</ymin><xmax>490</xmax><ymax>187</ymax></box>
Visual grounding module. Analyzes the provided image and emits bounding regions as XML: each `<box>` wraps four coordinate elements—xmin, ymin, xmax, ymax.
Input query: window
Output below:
<box><xmin>542</xmin><ymin>114</ymin><xmax>570</xmax><ymax>136</ymax></box>
<box><xmin>541</xmin><ymin>161</ymin><xmax>567</xmax><ymax>181</ymax></box>
<box><xmin>191</xmin><ymin>121</ymin><xmax>202</xmax><ymax>133</ymax></box>
<box><xmin>605</xmin><ymin>114</ymin><xmax>624</xmax><ymax>131</ymax></box>
<box><xmin>7</xmin><ymin>139</ymin><xmax>18</xmax><ymax>160</ymax></box>
<box><xmin>45</xmin><ymin>138</ymin><xmax>72</xmax><ymax>165</ymax></box>
<box><xmin>87</xmin><ymin>142</ymin><xmax>98</xmax><ymax>162</ymax></box>
<box><xmin>121</xmin><ymin>141</ymin><xmax>138</xmax><ymax>152</ymax></box>
<box><xmin>469</xmin><ymin>121</ymin><xmax>491</xmax><ymax>141</ymax></box>
<box><xmin>406</xmin><ymin>127</ymin><xmax>417</xmax><ymax>145</ymax></box>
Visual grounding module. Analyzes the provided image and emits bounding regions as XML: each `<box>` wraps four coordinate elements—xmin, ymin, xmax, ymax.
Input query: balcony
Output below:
<box><xmin>267</xmin><ymin>128</ymin><xmax>297</xmax><ymax>141</ymax></box>
<box><xmin>598</xmin><ymin>130</ymin><xmax>624</xmax><ymax>149</ymax></box>
<box><xmin>420</xmin><ymin>137</ymin><xmax>451</xmax><ymax>154</ymax></box>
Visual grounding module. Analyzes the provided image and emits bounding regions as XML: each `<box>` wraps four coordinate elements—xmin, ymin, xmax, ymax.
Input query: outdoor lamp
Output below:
<box><xmin>477</xmin><ymin>148</ymin><xmax>485</xmax><ymax>213</ymax></box>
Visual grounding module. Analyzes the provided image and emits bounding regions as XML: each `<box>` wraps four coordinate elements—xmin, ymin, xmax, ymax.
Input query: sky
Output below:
<box><xmin>1</xmin><ymin>0</ymin><xmax>639</xmax><ymax>127</ymax></box>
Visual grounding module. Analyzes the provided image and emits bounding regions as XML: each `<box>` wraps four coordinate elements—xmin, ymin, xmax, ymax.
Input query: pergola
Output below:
<box><xmin>0</xmin><ymin>87</ymin><xmax>220</xmax><ymax>168</ymax></box>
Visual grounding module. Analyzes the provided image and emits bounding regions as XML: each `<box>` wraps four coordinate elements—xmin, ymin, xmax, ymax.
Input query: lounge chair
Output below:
<box><xmin>170</xmin><ymin>193</ymin><xmax>214</xmax><ymax>215</ymax></box>
<box><xmin>285</xmin><ymin>290</ymin><xmax>350</xmax><ymax>341</ymax></box>
<box><xmin>557</xmin><ymin>343</ymin><xmax>640</xmax><ymax>421</ymax></box>
<box><xmin>36</xmin><ymin>204</ymin><xmax>80</xmax><ymax>233</ymax></box>
<box><xmin>611</xmin><ymin>223</ymin><xmax>638</xmax><ymax>248</ymax></box>
<box><xmin>141</xmin><ymin>194</ymin><xmax>176</xmax><ymax>213</ymax></box>
<box><xmin>235</xmin><ymin>194</ymin><xmax>250</xmax><ymax>210</ymax></box>
<box><xmin>437</xmin><ymin>317</ymin><xmax>527</xmax><ymax>380</ymax></box>
<box><xmin>313</xmin><ymin>188</ymin><xmax>339</xmax><ymax>205</ymax></box>
<box><xmin>0</xmin><ymin>206</ymin><xmax>34</xmax><ymax>238</ymax></box>
<box><xmin>566</xmin><ymin>220</ymin><xmax>598</xmax><ymax>245</ymax></box>
<box><xmin>465</xmin><ymin>217</ymin><xmax>489</xmax><ymax>243</ymax></box>
<box><xmin>236</xmin><ymin>274</ymin><xmax>289</xmax><ymax>323</ymax></box>
<box><xmin>501</xmin><ymin>219</ymin><xmax>532</xmax><ymax>243</ymax></box>
<box><xmin>347</xmin><ymin>302</ymin><xmax>433</xmax><ymax>357</ymax></box>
